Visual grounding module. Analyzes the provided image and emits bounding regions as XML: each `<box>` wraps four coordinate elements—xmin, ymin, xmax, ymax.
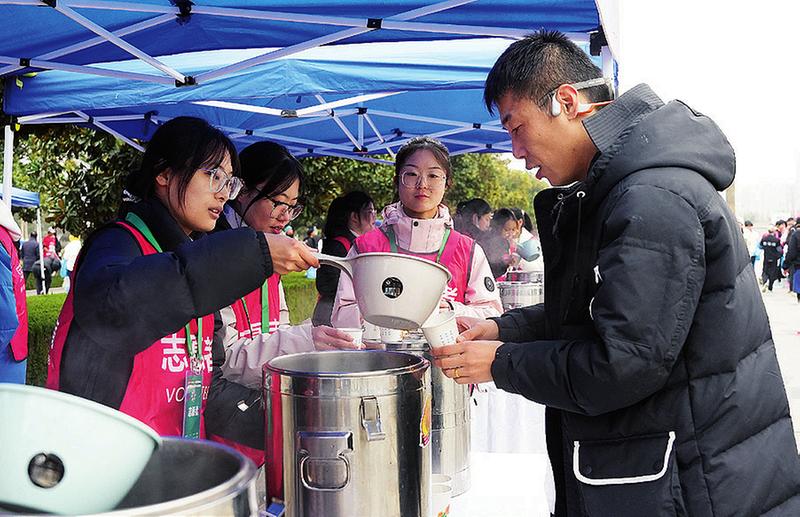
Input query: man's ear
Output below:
<box><xmin>554</xmin><ymin>84</ymin><xmax>581</xmax><ymax>119</ymax></box>
<box><xmin>155</xmin><ymin>168</ymin><xmax>172</xmax><ymax>187</ymax></box>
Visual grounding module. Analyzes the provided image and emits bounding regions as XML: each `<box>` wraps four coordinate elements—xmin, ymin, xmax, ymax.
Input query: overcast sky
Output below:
<box><xmin>512</xmin><ymin>1</ymin><xmax>799</xmax><ymax>221</ymax></box>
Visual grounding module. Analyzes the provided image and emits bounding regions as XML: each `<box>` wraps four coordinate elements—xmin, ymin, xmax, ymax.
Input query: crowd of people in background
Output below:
<box><xmin>743</xmin><ymin>217</ymin><xmax>800</xmax><ymax>301</ymax></box>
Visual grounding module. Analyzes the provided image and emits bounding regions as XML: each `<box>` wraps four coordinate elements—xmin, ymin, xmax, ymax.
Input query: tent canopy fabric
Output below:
<box><xmin>4</xmin><ymin>39</ymin><xmax>526</xmax><ymax>158</ymax></box>
<box><xmin>0</xmin><ymin>1</ymin><xmax>599</xmax><ymax>74</ymax></box>
<box><xmin>1</xmin><ymin>1</ymin><xmax>610</xmax><ymax>161</ymax></box>
<box><xmin>9</xmin><ymin>187</ymin><xmax>40</xmax><ymax>208</ymax></box>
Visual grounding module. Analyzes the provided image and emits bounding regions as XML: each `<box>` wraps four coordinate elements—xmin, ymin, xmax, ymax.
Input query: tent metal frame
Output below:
<box><xmin>1</xmin><ymin>0</ymin><xmax>590</xmax><ymax>87</ymax></box>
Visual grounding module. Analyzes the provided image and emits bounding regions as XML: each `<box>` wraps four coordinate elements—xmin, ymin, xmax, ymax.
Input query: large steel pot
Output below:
<box><xmin>0</xmin><ymin>438</ymin><xmax>258</xmax><ymax>516</ymax></box>
<box><xmin>498</xmin><ymin>281</ymin><xmax>544</xmax><ymax>312</ymax></box>
<box><xmin>264</xmin><ymin>351</ymin><xmax>430</xmax><ymax>517</ymax></box>
<box><xmin>316</xmin><ymin>252</ymin><xmax>451</xmax><ymax>330</ymax></box>
<box><xmin>386</xmin><ymin>339</ymin><xmax>471</xmax><ymax>496</ymax></box>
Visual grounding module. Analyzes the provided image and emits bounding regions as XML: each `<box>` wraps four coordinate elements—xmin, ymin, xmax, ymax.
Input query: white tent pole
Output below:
<box><xmin>3</xmin><ymin>125</ymin><xmax>13</xmax><ymax>205</ymax></box>
<box><xmin>295</xmin><ymin>92</ymin><xmax>404</xmax><ymax>117</ymax></box>
<box><xmin>312</xmin><ymin>150</ymin><xmax>395</xmax><ymax>166</ymax></box>
<box><xmin>36</xmin><ymin>208</ymin><xmax>45</xmax><ymax>290</ymax></box>
<box><xmin>195</xmin><ymin>0</ymin><xmax>475</xmax><ymax>84</ymax></box>
<box><xmin>52</xmin><ymin>3</ymin><xmax>187</xmax><ymax>82</ymax></box>
<box><xmin>367</xmin><ymin>109</ymin><xmax>506</xmax><ymax>131</ymax></box>
<box><xmin>358</xmin><ymin>110</ymin><xmax>364</xmax><ymax>148</ymax></box>
<box><xmin>0</xmin><ymin>14</ymin><xmax>173</xmax><ymax>76</ymax></box>
<box><xmin>196</xmin><ymin>28</ymin><xmax>371</xmax><ymax>83</ymax></box>
<box><xmin>74</xmin><ymin>112</ymin><xmax>145</xmax><ymax>152</ymax></box>
<box><xmin>0</xmin><ymin>55</ymin><xmax>175</xmax><ymax>84</ymax></box>
<box><xmin>314</xmin><ymin>95</ymin><xmax>361</xmax><ymax>149</ymax></box>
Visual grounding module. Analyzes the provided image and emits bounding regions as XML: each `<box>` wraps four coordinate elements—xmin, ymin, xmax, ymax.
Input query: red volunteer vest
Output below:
<box><xmin>46</xmin><ymin>221</ymin><xmax>215</xmax><ymax>438</ymax></box>
<box><xmin>354</xmin><ymin>225</ymin><xmax>473</xmax><ymax>303</ymax></box>
<box><xmin>0</xmin><ymin>227</ymin><xmax>28</xmax><ymax>361</ymax></box>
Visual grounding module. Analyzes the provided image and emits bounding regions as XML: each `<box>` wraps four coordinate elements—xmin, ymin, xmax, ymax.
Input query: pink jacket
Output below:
<box><xmin>220</xmin><ymin>206</ymin><xmax>313</xmax><ymax>388</ymax></box>
<box><xmin>331</xmin><ymin>202</ymin><xmax>502</xmax><ymax>328</ymax></box>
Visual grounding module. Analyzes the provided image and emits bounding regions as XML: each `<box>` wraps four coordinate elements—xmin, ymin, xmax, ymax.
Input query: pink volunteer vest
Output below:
<box><xmin>354</xmin><ymin>225</ymin><xmax>473</xmax><ymax>303</ymax></box>
<box><xmin>212</xmin><ymin>274</ymin><xmax>281</xmax><ymax>466</ymax></box>
<box><xmin>47</xmin><ymin>221</ymin><xmax>215</xmax><ymax>438</ymax></box>
<box><xmin>0</xmin><ymin>227</ymin><xmax>28</xmax><ymax>361</ymax></box>
<box><xmin>230</xmin><ymin>274</ymin><xmax>282</xmax><ymax>338</ymax></box>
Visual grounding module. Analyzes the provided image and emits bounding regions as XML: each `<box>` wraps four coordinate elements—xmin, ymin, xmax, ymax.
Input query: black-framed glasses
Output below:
<box><xmin>400</xmin><ymin>170</ymin><xmax>446</xmax><ymax>189</ymax></box>
<box><xmin>200</xmin><ymin>167</ymin><xmax>243</xmax><ymax>199</ymax></box>
<box><xmin>267</xmin><ymin>197</ymin><xmax>304</xmax><ymax>221</ymax></box>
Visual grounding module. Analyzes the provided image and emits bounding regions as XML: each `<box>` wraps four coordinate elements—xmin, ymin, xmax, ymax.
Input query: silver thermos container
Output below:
<box><xmin>264</xmin><ymin>350</ymin><xmax>431</xmax><ymax>517</ymax></box>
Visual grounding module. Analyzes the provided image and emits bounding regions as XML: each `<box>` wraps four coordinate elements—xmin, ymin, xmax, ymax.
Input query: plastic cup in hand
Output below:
<box><xmin>430</xmin><ymin>484</ymin><xmax>452</xmax><ymax>517</ymax></box>
<box><xmin>337</xmin><ymin>328</ymin><xmax>364</xmax><ymax>349</ymax></box>
<box><xmin>421</xmin><ymin>311</ymin><xmax>458</xmax><ymax>348</ymax></box>
<box><xmin>380</xmin><ymin>326</ymin><xmax>404</xmax><ymax>344</ymax></box>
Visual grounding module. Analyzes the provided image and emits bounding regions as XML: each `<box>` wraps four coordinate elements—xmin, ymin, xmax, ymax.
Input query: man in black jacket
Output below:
<box><xmin>433</xmin><ymin>30</ymin><xmax>800</xmax><ymax>516</ymax></box>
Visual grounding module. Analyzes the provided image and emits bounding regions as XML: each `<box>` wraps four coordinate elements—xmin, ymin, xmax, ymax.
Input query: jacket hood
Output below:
<box><xmin>0</xmin><ymin>199</ymin><xmax>21</xmax><ymax>241</ymax></box>
<box><xmin>586</xmin><ymin>84</ymin><xmax>736</xmax><ymax>200</ymax></box>
<box><xmin>380</xmin><ymin>201</ymin><xmax>453</xmax><ymax>254</ymax></box>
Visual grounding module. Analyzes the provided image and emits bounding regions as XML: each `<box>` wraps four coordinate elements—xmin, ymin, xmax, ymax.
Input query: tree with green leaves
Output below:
<box><xmin>7</xmin><ymin>126</ymin><xmax>139</xmax><ymax>238</ymax></box>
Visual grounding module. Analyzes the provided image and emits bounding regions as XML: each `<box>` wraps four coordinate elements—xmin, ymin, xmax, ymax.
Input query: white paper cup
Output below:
<box><xmin>363</xmin><ymin>322</ymin><xmax>381</xmax><ymax>342</ymax></box>
<box><xmin>431</xmin><ymin>473</ymin><xmax>452</xmax><ymax>487</ymax></box>
<box><xmin>380</xmin><ymin>326</ymin><xmax>404</xmax><ymax>344</ymax></box>
<box><xmin>421</xmin><ymin>310</ymin><xmax>458</xmax><ymax>348</ymax></box>
<box><xmin>430</xmin><ymin>484</ymin><xmax>452</xmax><ymax>517</ymax></box>
<box><xmin>337</xmin><ymin>327</ymin><xmax>364</xmax><ymax>348</ymax></box>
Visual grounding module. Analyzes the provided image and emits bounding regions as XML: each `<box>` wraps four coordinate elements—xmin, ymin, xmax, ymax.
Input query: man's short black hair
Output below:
<box><xmin>484</xmin><ymin>29</ymin><xmax>612</xmax><ymax>115</ymax></box>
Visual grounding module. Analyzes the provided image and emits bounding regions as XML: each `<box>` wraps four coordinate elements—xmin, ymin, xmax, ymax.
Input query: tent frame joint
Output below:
<box><xmin>41</xmin><ymin>0</ymin><xmax>56</xmax><ymax>8</ymax></box>
<box><xmin>175</xmin><ymin>75</ymin><xmax>196</xmax><ymax>87</ymax></box>
<box><xmin>366</xmin><ymin>18</ymin><xmax>383</xmax><ymax>29</ymax></box>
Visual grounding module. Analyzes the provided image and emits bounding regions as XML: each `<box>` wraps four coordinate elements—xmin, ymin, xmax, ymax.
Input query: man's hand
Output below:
<box><xmin>456</xmin><ymin>317</ymin><xmax>499</xmax><ymax>341</ymax></box>
<box><xmin>430</xmin><ymin>340</ymin><xmax>503</xmax><ymax>384</ymax></box>
<box><xmin>312</xmin><ymin>326</ymin><xmax>361</xmax><ymax>351</ymax></box>
<box><xmin>264</xmin><ymin>233</ymin><xmax>319</xmax><ymax>274</ymax></box>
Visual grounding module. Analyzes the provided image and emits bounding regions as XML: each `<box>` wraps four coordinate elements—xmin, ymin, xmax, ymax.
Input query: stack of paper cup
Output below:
<box><xmin>430</xmin><ymin>482</ymin><xmax>452</xmax><ymax>517</ymax></box>
<box><xmin>363</xmin><ymin>322</ymin><xmax>381</xmax><ymax>343</ymax></box>
<box><xmin>421</xmin><ymin>310</ymin><xmax>458</xmax><ymax>348</ymax></box>
<box><xmin>337</xmin><ymin>327</ymin><xmax>364</xmax><ymax>349</ymax></box>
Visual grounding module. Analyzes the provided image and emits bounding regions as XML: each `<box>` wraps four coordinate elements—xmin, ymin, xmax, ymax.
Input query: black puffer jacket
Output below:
<box><xmin>61</xmin><ymin>197</ymin><xmax>270</xmax><ymax>448</ymax></box>
<box><xmin>490</xmin><ymin>84</ymin><xmax>800</xmax><ymax>516</ymax></box>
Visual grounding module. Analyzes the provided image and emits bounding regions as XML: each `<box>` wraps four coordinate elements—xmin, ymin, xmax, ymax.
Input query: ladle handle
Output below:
<box><xmin>314</xmin><ymin>253</ymin><xmax>354</xmax><ymax>280</ymax></box>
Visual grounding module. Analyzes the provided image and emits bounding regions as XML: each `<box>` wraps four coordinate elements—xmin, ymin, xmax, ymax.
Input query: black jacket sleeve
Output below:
<box><xmin>204</xmin><ymin>313</ymin><xmax>265</xmax><ymax>449</ymax></box>
<box><xmin>786</xmin><ymin>231</ymin><xmax>799</xmax><ymax>268</ymax></box>
<box><xmin>491</xmin><ymin>186</ymin><xmax>705</xmax><ymax>416</ymax></box>
<box><xmin>490</xmin><ymin>303</ymin><xmax>547</xmax><ymax>343</ymax></box>
<box><xmin>73</xmin><ymin>226</ymin><xmax>272</xmax><ymax>355</ymax></box>
<box><xmin>312</xmin><ymin>238</ymin><xmax>348</xmax><ymax>326</ymax></box>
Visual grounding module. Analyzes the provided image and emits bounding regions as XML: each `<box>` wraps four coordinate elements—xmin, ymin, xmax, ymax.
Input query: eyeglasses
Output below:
<box><xmin>267</xmin><ymin>197</ymin><xmax>304</xmax><ymax>221</ymax></box>
<box><xmin>400</xmin><ymin>170</ymin><xmax>446</xmax><ymax>189</ymax></box>
<box><xmin>200</xmin><ymin>167</ymin><xmax>243</xmax><ymax>199</ymax></box>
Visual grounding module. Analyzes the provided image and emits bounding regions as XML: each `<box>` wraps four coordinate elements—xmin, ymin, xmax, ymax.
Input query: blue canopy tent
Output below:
<box><xmin>9</xmin><ymin>187</ymin><xmax>40</xmax><ymax>208</ymax></box>
<box><xmin>1</xmin><ymin>0</ymin><xmax>615</xmax><ymax>170</ymax></box>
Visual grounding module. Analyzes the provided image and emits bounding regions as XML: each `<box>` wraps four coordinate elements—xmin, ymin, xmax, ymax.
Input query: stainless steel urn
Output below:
<box><xmin>387</xmin><ymin>338</ymin><xmax>471</xmax><ymax>496</ymax></box>
<box><xmin>498</xmin><ymin>280</ymin><xmax>544</xmax><ymax>312</ymax></box>
<box><xmin>264</xmin><ymin>350</ymin><xmax>431</xmax><ymax>517</ymax></box>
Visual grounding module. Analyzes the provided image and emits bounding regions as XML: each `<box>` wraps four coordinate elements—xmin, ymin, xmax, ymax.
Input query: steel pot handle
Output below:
<box><xmin>297</xmin><ymin>431</ymin><xmax>353</xmax><ymax>492</ymax></box>
<box><xmin>314</xmin><ymin>253</ymin><xmax>354</xmax><ymax>280</ymax></box>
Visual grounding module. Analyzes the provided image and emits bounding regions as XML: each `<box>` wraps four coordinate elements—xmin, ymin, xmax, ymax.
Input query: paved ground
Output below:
<box><xmin>763</xmin><ymin>280</ymin><xmax>800</xmax><ymax>448</ymax></box>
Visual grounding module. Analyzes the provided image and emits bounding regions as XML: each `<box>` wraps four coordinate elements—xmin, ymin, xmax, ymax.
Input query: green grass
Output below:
<box><xmin>24</xmin><ymin>278</ymin><xmax>319</xmax><ymax>387</ymax></box>
<box><xmin>25</xmin><ymin>273</ymin><xmax>63</xmax><ymax>291</ymax></box>
<box><xmin>26</xmin><ymin>293</ymin><xmax>67</xmax><ymax>386</ymax></box>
